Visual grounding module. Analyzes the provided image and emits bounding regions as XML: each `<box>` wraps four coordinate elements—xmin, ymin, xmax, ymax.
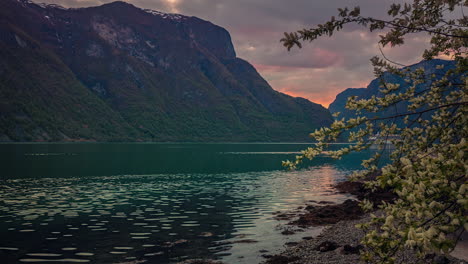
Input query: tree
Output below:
<box><xmin>281</xmin><ymin>1</ymin><xmax>467</xmax><ymax>263</ymax></box>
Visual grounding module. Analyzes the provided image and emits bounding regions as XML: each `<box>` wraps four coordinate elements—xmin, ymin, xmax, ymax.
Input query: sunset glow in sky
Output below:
<box><xmin>41</xmin><ymin>0</ymin><xmax>432</xmax><ymax>107</ymax></box>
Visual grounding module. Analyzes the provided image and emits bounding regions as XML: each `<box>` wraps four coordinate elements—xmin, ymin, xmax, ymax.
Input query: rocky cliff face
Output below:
<box><xmin>0</xmin><ymin>0</ymin><xmax>332</xmax><ymax>142</ymax></box>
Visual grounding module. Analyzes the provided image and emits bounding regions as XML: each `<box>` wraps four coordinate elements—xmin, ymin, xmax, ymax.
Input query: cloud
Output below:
<box><xmin>256</xmin><ymin>64</ymin><xmax>374</xmax><ymax>107</ymax></box>
<box><xmin>37</xmin><ymin>0</ymin><xmax>430</xmax><ymax>106</ymax></box>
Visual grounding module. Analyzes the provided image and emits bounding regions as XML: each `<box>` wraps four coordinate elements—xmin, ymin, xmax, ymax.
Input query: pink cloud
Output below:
<box><xmin>251</xmin><ymin>47</ymin><xmax>343</xmax><ymax>72</ymax></box>
<box><xmin>253</xmin><ymin>64</ymin><xmax>373</xmax><ymax>107</ymax></box>
<box><xmin>232</xmin><ymin>26</ymin><xmax>278</xmax><ymax>37</ymax></box>
<box><xmin>252</xmin><ymin>63</ymin><xmax>305</xmax><ymax>72</ymax></box>
<box><xmin>311</xmin><ymin>47</ymin><xmax>344</xmax><ymax>68</ymax></box>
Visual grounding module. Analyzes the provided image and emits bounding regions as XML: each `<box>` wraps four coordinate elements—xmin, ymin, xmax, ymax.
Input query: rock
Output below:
<box><xmin>290</xmin><ymin>199</ymin><xmax>364</xmax><ymax>227</ymax></box>
<box><xmin>434</xmin><ymin>255</ymin><xmax>451</xmax><ymax>264</ymax></box>
<box><xmin>334</xmin><ymin>180</ymin><xmax>397</xmax><ymax>206</ymax></box>
<box><xmin>274</xmin><ymin>213</ymin><xmax>295</xmax><ymax>221</ymax></box>
<box><xmin>285</xmin><ymin>242</ymin><xmax>298</xmax><ymax>247</ymax></box>
<box><xmin>341</xmin><ymin>244</ymin><xmax>363</xmax><ymax>255</ymax></box>
<box><xmin>314</xmin><ymin>241</ymin><xmax>339</xmax><ymax>252</ymax></box>
<box><xmin>334</xmin><ymin>181</ymin><xmax>364</xmax><ymax>195</ymax></box>
<box><xmin>232</xmin><ymin>239</ymin><xmax>258</xmax><ymax>244</ymax></box>
<box><xmin>317</xmin><ymin>201</ymin><xmax>335</xmax><ymax>204</ymax></box>
<box><xmin>281</xmin><ymin>230</ymin><xmax>295</xmax><ymax>235</ymax></box>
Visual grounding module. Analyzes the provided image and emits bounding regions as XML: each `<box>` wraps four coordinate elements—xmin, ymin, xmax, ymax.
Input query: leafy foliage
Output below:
<box><xmin>282</xmin><ymin>0</ymin><xmax>467</xmax><ymax>262</ymax></box>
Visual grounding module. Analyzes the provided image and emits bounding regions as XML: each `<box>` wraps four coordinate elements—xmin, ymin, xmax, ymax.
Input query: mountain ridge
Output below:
<box><xmin>0</xmin><ymin>0</ymin><xmax>333</xmax><ymax>142</ymax></box>
<box><xmin>328</xmin><ymin>59</ymin><xmax>457</xmax><ymax>121</ymax></box>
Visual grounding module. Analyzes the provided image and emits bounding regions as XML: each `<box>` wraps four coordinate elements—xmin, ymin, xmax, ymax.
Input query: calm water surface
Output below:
<box><xmin>0</xmin><ymin>143</ymin><xmax>371</xmax><ymax>263</ymax></box>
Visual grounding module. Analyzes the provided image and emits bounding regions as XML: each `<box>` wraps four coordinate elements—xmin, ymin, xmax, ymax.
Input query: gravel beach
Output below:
<box><xmin>263</xmin><ymin>216</ymin><xmax>367</xmax><ymax>264</ymax></box>
<box><xmin>263</xmin><ymin>212</ymin><xmax>467</xmax><ymax>264</ymax></box>
<box><xmin>263</xmin><ymin>196</ymin><xmax>467</xmax><ymax>264</ymax></box>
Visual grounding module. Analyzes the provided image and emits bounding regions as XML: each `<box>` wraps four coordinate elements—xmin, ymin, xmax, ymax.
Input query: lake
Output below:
<box><xmin>0</xmin><ymin>143</ymin><xmax>371</xmax><ymax>263</ymax></box>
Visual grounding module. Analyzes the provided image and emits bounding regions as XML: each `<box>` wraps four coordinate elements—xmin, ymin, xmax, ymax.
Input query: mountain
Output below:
<box><xmin>328</xmin><ymin>59</ymin><xmax>457</xmax><ymax>121</ymax></box>
<box><xmin>328</xmin><ymin>88</ymin><xmax>366</xmax><ymax>116</ymax></box>
<box><xmin>0</xmin><ymin>0</ymin><xmax>332</xmax><ymax>142</ymax></box>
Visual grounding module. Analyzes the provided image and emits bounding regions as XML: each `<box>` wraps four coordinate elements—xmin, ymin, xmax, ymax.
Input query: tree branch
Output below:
<box><xmin>367</xmin><ymin>101</ymin><xmax>468</xmax><ymax>122</ymax></box>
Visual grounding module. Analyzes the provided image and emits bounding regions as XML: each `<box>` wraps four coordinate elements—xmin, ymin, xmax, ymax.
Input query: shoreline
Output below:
<box><xmin>261</xmin><ymin>180</ymin><xmax>467</xmax><ymax>264</ymax></box>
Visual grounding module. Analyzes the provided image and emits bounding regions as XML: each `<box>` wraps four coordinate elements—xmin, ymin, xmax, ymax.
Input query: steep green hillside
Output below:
<box><xmin>0</xmin><ymin>34</ymin><xmax>141</xmax><ymax>141</ymax></box>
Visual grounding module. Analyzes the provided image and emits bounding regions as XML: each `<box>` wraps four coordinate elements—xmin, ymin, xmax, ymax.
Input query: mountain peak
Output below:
<box><xmin>92</xmin><ymin>1</ymin><xmax>189</xmax><ymax>21</ymax></box>
<box><xmin>101</xmin><ymin>1</ymin><xmax>134</xmax><ymax>7</ymax></box>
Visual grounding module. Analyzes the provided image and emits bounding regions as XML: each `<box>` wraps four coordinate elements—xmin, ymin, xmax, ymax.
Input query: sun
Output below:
<box><xmin>165</xmin><ymin>0</ymin><xmax>179</xmax><ymax>12</ymax></box>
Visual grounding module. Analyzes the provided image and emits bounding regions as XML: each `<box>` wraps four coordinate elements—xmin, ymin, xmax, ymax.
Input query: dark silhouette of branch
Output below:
<box><xmin>367</xmin><ymin>101</ymin><xmax>468</xmax><ymax>122</ymax></box>
<box><xmin>378</xmin><ymin>44</ymin><xmax>408</xmax><ymax>67</ymax></box>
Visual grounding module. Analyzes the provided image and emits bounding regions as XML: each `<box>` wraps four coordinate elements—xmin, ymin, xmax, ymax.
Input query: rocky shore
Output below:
<box><xmin>261</xmin><ymin>180</ymin><xmax>466</xmax><ymax>264</ymax></box>
<box><xmin>264</xmin><ymin>213</ymin><xmax>467</xmax><ymax>264</ymax></box>
<box><xmin>263</xmin><ymin>215</ymin><xmax>367</xmax><ymax>264</ymax></box>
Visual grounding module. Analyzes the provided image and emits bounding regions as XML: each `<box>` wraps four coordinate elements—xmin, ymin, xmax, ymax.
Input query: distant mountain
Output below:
<box><xmin>0</xmin><ymin>0</ymin><xmax>332</xmax><ymax>142</ymax></box>
<box><xmin>328</xmin><ymin>59</ymin><xmax>457</xmax><ymax>121</ymax></box>
<box><xmin>328</xmin><ymin>88</ymin><xmax>366</xmax><ymax>117</ymax></box>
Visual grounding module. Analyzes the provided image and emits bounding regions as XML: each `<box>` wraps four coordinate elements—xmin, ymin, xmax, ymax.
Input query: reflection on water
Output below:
<box><xmin>0</xmin><ymin>143</ymin><xmax>371</xmax><ymax>263</ymax></box>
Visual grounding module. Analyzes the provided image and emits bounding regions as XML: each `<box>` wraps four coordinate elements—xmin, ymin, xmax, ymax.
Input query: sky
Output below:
<box><xmin>39</xmin><ymin>0</ymin><xmax>434</xmax><ymax>107</ymax></box>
